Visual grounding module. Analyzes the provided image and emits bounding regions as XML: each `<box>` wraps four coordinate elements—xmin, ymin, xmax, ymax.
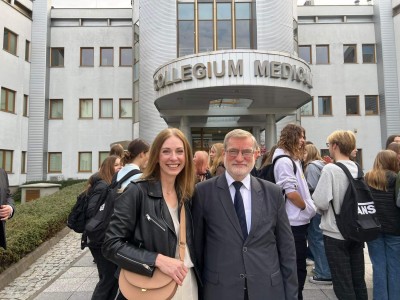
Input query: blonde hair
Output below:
<box><xmin>327</xmin><ymin>130</ymin><xmax>356</xmax><ymax>157</ymax></box>
<box><xmin>304</xmin><ymin>144</ymin><xmax>323</xmax><ymax>167</ymax></box>
<box><xmin>209</xmin><ymin>143</ymin><xmax>224</xmax><ymax>176</ymax></box>
<box><xmin>365</xmin><ymin>150</ymin><xmax>399</xmax><ymax>191</ymax></box>
<box><xmin>142</xmin><ymin>128</ymin><xmax>195</xmax><ymax>203</ymax></box>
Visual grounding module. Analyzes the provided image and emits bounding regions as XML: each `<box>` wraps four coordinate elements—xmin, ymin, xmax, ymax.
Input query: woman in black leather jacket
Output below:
<box><xmin>103</xmin><ymin>128</ymin><xmax>200</xmax><ymax>300</ymax></box>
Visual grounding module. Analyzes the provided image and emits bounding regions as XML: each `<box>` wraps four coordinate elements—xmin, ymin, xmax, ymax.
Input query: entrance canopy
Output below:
<box><xmin>153</xmin><ymin>50</ymin><xmax>312</xmax><ymax>128</ymax></box>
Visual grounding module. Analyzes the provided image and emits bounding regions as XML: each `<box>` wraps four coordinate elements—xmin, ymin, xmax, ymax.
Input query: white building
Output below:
<box><xmin>1</xmin><ymin>0</ymin><xmax>399</xmax><ymax>186</ymax></box>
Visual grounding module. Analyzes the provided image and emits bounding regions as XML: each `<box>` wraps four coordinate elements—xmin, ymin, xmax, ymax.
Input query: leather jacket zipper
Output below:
<box><xmin>145</xmin><ymin>214</ymin><xmax>166</xmax><ymax>231</ymax></box>
<box><xmin>117</xmin><ymin>253</ymin><xmax>153</xmax><ymax>271</ymax></box>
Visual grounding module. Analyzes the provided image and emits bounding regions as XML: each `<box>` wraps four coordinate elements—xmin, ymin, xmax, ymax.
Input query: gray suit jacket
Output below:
<box><xmin>192</xmin><ymin>173</ymin><xmax>297</xmax><ymax>300</ymax></box>
<box><xmin>0</xmin><ymin>168</ymin><xmax>15</xmax><ymax>249</ymax></box>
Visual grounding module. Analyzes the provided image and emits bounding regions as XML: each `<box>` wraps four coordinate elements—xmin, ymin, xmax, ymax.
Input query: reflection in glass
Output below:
<box><xmin>178</xmin><ymin>3</ymin><xmax>194</xmax><ymax>20</ymax></box>
<box><xmin>199</xmin><ymin>21</ymin><xmax>213</xmax><ymax>52</ymax></box>
<box><xmin>362</xmin><ymin>44</ymin><xmax>375</xmax><ymax>63</ymax></box>
<box><xmin>344</xmin><ymin>45</ymin><xmax>356</xmax><ymax>63</ymax></box>
<box><xmin>217</xmin><ymin>21</ymin><xmax>232</xmax><ymax>50</ymax></box>
<box><xmin>346</xmin><ymin>96</ymin><xmax>359</xmax><ymax>115</ymax></box>
<box><xmin>365</xmin><ymin>95</ymin><xmax>378</xmax><ymax>115</ymax></box>
<box><xmin>236</xmin><ymin>20</ymin><xmax>251</xmax><ymax>49</ymax></box>
<box><xmin>318</xmin><ymin>96</ymin><xmax>332</xmax><ymax>115</ymax></box>
<box><xmin>217</xmin><ymin>3</ymin><xmax>231</xmax><ymax>20</ymax></box>
<box><xmin>316</xmin><ymin>45</ymin><xmax>329</xmax><ymax>64</ymax></box>
<box><xmin>120</xmin><ymin>47</ymin><xmax>132</xmax><ymax>66</ymax></box>
<box><xmin>235</xmin><ymin>3</ymin><xmax>251</xmax><ymax>19</ymax></box>
<box><xmin>199</xmin><ymin>3</ymin><xmax>213</xmax><ymax>20</ymax></box>
<box><xmin>101</xmin><ymin>48</ymin><xmax>113</xmax><ymax>66</ymax></box>
<box><xmin>299</xmin><ymin>46</ymin><xmax>311</xmax><ymax>63</ymax></box>
<box><xmin>300</xmin><ymin>101</ymin><xmax>313</xmax><ymax>116</ymax></box>
<box><xmin>179</xmin><ymin>21</ymin><xmax>195</xmax><ymax>56</ymax></box>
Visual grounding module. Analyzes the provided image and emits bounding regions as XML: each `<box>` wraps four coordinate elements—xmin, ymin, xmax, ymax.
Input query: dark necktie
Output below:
<box><xmin>232</xmin><ymin>181</ymin><xmax>248</xmax><ymax>240</ymax></box>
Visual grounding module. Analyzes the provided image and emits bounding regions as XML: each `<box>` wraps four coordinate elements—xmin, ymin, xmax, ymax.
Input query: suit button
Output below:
<box><xmin>240</xmin><ymin>274</ymin><xmax>245</xmax><ymax>278</ymax></box>
<box><xmin>243</xmin><ymin>247</ymin><xmax>247</xmax><ymax>252</ymax></box>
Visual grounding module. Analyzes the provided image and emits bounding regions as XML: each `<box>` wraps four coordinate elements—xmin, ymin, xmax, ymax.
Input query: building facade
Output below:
<box><xmin>1</xmin><ymin>0</ymin><xmax>399</xmax><ymax>186</ymax></box>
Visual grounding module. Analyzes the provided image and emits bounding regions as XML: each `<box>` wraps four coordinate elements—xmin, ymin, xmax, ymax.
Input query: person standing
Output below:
<box><xmin>365</xmin><ymin>150</ymin><xmax>400</xmax><ymax>300</ymax></box>
<box><xmin>273</xmin><ymin>124</ymin><xmax>316</xmax><ymax>300</ymax></box>
<box><xmin>209</xmin><ymin>143</ymin><xmax>225</xmax><ymax>176</ymax></box>
<box><xmin>312</xmin><ymin>130</ymin><xmax>368</xmax><ymax>300</ymax></box>
<box><xmin>192</xmin><ymin>129</ymin><xmax>297</xmax><ymax>300</ymax></box>
<box><xmin>0</xmin><ymin>168</ymin><xmax>15</xmax><ymax>250</ymax></box>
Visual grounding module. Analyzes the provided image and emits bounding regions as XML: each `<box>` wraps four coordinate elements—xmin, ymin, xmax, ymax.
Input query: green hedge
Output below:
<box><xmin>0</xmin><ymin>182</ymin><xmax>86</xmax><ymax>274</ymax></box>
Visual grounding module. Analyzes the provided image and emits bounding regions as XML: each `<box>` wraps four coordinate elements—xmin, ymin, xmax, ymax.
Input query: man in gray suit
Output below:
<box><xmin>0</xmin><ymin>168</ymin><xmax>15</xmax><ymax>249</ymax></box>
<box><xmin>192</xmin><ymin>129</ymin><xmax>297</xmax><ymax>300</ymax></box>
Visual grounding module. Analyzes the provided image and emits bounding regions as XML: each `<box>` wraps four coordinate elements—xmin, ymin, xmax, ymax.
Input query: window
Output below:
<box><xmin>48</xmin><ymin>152</ymin><xmax>62</xmax><ymax>173</ymax></box>
<box><xmin>120</xmin><ymin>47</ymin><xmax>132</xmax><ymax>66</ymax></box>
<box><xmin>235</xmin><ymin>2</ymin><xmax>252</xmax><ymax>49</ymax></box>
<box><xmin>320</xmin><ymin>149</ymin><xmax>330</xmax><ymax>160</ymax></box>
<box><xmin>178</xmin><ymin>3</ymin><xmax>195</xmax><ymax>57</ymax></box>
<box><xmin>99</xmin><ymin>99</ymin><xmax>113</xmax><ymax>118</ymax></box>
<box><xmin>3</xmin><ymin>28</ymin><xmax>17</xmax><ymax>55</ymax></box>
<box><xmin>49</xmin><ymin>99</ymin><xmax>63</xmax><ymax>119</ymax></box>
<box><xmin>217</xmin><ymin>3</ymin><xmax>232</xmax><ymax>50</ymax></box>
<box><xmin>25</xmin><ymin>40</ymin><xmax>30</xmax><ymax>61</ymax></box>
<box><xmin>79</xmin><ymin>152</ymin><xmax>92</xmax><ymax>172</ymax></box>
<box><xmin>50</xmin><ymin>48</ymin><xmax>64</xmax><ymax>67</ymax></box>
<box><xmin>119</xmin><ymin>99</ymin><xmax>132</xmax><ymax>118</ymax></box>
<box><xmin>346</xmin><ymin>96</ymin><xmax>359</xmax><ymax>115</ymax></box>
<box><xmin>99</xmin><ymin>151</ymin><xmax>109</xmax><ymax>167</ymax></box>
<box><xmin>365</xmin><ymin>95</ymin><xmax>379</xmax><ymax>115</ymax></box>
<box><xmin>79</xmin><ymin>99</ymin><xmax>93</xmax><ymax>118</ymax></box>
<box><xmin>316</xmin><ymin>45</ymin><xmax>329</xmax><ymax>64</ymax></box>
<box><xmin>299</xmin><ymin>45</ymin><xmax>312</xmax><ymax>64</ymax></box>
<box><xmin>100</xmin><ymin>47</ymin><xmax>113</xmax><ymax>66</ymax></box>
<box><xmin>80</xmin><ymin>47</ymin><xmax>94</xmax><ymax>66</ymax></box>
<box><xmin>21</xmin><ymin>151</ymin><xmax>27</xmax><ymax>174</ymax></box>
<box><xmin>318</xmin><ymin>96</ymin><xmax>332</xmax><ymax>116</ymax></box>
<box><xmin>300</xmin><ymin>98</ymin><xmax>314</xmax><ymax>116</ymax></box>
<box><xmin>344</xmin><ymin>44</ymin><xmax>357</xmax><ymax>63</ymax></box>
<box><xmin>1</xmin><ymin>87</ymin><xmax>16</xmax><ymax>113</ymax></box>
<box><xmin>198</xmin><ymin>3</ymin><xmax>214</xmax><ymax>52</ymax></box>
<box><xmin>23</xmin><ymin>94</ymin><xmax>28</xmax><ymax>117</ymax></box>
<box><xmin>0</xmin><ymin>150</ymin><xmax>13</xmax><ymax>173</ymax></box>
<box><xmin>362</xmin><ymin>44</ymin><xmax>375</xmax><ymax>63</ymax></box>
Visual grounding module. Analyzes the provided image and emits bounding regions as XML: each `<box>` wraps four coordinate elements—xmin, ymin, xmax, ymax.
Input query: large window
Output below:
<box><xmin>79</xmin><ymin>99</ymin><xmax>93</xmax><ymax>118</ymax></box>
<box><xmin>178</xmin><ymin>3</ymin><xmax>195</xmax><ymax>57</ymax></box>
<box><xmin>100</xmin><ymin>47</ymin><xmax>113</xmax><ymax>66</ymax></box>
<box><xmin>217</xmin><ymin>2</ymin><xmax>232</xmax><ymax>50</ymax></box>
<box><xmin>299</xmin><ymin>45</ymin><xmax>312</xmax><ymax>64</ymax></box>
<box><xmin>23</xmin><ymin>94</ymin><xmax>28</xmax><ymax>117</ymax></box>
<box><xmin>362</xmin><ymin>44</ymin><xmax>375</xmax><ymax>63</ymax></box>
<box><xmin>1</xmin><ymin>87</ymin><xmax>16</xmax><ymax>113</ymax></box>
<box><xmin>99</xmin><ymin>99</ymin><xmax>113</xmax><ymax>118</ymax></box>
<box><xmin>316</xmin><ymin>45</ymin><xmax>329</xmax><ymax>64</ymax></box>
<box><xmin>344</xmin><ymin>44</ymin><xmax>357</xmax><ymax>63</ymax></box>
<box><xmin>80</xmin><ymin>47</ymin><xmax>94</xmax><ymax>66</ymax></box>
<box><xmin>300</xmin><ymin>98</ymin><xmax>314</xmax><ymax>116</ymax></box>
<box><xmin>50</xmin><ymin>48</ymin><xmax>64</xmax><ymax>67</ymax></box>
<box><xmin>119</xmin><ymin>99</ymin><xmax>132</xmax><ymax>118</ymax></box>
<box><xmin>235</xmin><ymin>2</ymin><xmax>252</xmax><ymax>49</ymax></box>
<box><xmin>49</xmin><ymin>99</ymin><xmax>63</xmax><ymax>119</ymax></box>
<box><xmin>365</xmin><ymin>95</ymin><xmax>379</xmax><ymax>115</ymax></box>
<box><xmin>120</xmin><ymin>47</ymin><xmax>132</xmax><ymax>66</ymax></box>
<box><xmin>21</xmin><ymin>151</ymin><xmax>27</xmax><ymax>174</ymax></box>
<box><xmin>78</xmin><ymin>152</ymin><xmax>92</xmax><ymax>172</ymax></box>
<box><xmin>346</xmin><ymin>95</ymin><xmax>359</xmax><ymax>115</ymax></box>
<box><xmin>198</xmin><ymin>3</ymin><xmax>214</xmax><ymax>52</ymax></box>
<box><xmin>3</xmin><ymin>28</ymin><xmax>17</xmax><ymax>55</ymax></box>
<box><xmin>48</xmin><ymin>152</ymin><xmax>62</xmax><ymax>173</ymax></box>
<box><xmin>25</xmin><ymin>40</ymin><xmax>30</xmax><ymax>62</ymax></box>
<box><xmin>0</xmin><ymin>150</ymin><xmax>13</xmax><ymax>173</ymax></box>
<box><xmin>318</xmin><ymin>96</ymin><xmax>332</xmax><ymax>116</ymax></box>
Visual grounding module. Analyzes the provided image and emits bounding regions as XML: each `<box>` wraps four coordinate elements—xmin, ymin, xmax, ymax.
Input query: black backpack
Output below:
<box><xmin>257</xmin><ymin>155</ymin><xmax>297</xmax><ymax>183</ymax></box>
<box><xmin>83</xmin><ymin>169</ymin><xmax>141</xmax><ymax>248</ymax></box>
<box><xmin>331</xmin><ymin>162</ymin><xmax>381</xmax><ymax>243</ymax></box>
<box><xmin>67</xmin><ymin>191</ymin><xmax>90</xmax><ymax>233</ymax></box>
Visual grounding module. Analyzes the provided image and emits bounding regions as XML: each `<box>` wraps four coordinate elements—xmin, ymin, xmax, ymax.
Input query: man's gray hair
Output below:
<box><xmin>224</xmin><ymin>129</ymin><xmax>257</xmax><ymax>150</ymax></box>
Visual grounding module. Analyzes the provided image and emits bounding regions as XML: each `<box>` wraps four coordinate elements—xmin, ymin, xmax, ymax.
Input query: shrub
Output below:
<box><xmin>0</xmin><ymin>182</ymin><xmax>86</xmax><ymax>274</ymax></box>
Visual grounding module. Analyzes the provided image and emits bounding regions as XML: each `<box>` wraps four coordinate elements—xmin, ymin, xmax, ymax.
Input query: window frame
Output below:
<box><xmin>362</xmin><ymin>44</ymin><xmax>376</xmax><ymax>63</ymax></box>
<box><xmin>23</xmin><ymin>94</ymin><xmax>28</xmax><ymax>117</ymax></box>
<box><xmin>119</xmin><ymin>98</ymin><xmax>132</xmax><ymax>119</ymax></box>
<box><xmin>48</xmin><ymin>152</ymin><xmax>62</xmax><ymax>173</ymax></box>
<box><xmin>119</xmin><ymin>47</ymin><xmax>132</xmax><ymax>66</ymax></box>
<box><xmin>299</xmin><ymin>45</ymin><xmax>312</xmax><ymax>64</ymax></box>
<box><xmin>80</xmin><ymin>47</ymin><xmax>94</xmax><ymax>67</ymax></box>
<box><xmin>345</xmin><ymin>95</ymin><xmax>360</xmax><ymax>115</ymax></box>
<box><xmin>343</xmin><ymin>44</ymin><xmax>357</xmax><ymax>64</ymax></box>
<box><xmin>99</xmin><ymin>98</ymin><xmax>113</xmax><ymax>119</ymax></box>
<box><xmin>318</xmin><ymin>96</ymin><xmax>332</xmax><ymax>116</ymax></box>
<box><xmin>49</xmin><ymin>99</ymin><xmax>63</xmax><ymax>119</ymax></box>
<box><xmin>50</xmin><ymin>47</ymin><xmax>64</xmax><ymax>67</ymax></box>
<box><xmin>365</xmin><ymin>95</ymin><xmax>379</xmax><ymax>115</ymax></box>
<box><xmin>315</xmin><ymin>45</ymin><xmax>329</xmax><ymax>64</ymax></box>
<box><xmin>100</xmin><ymin>47</ymin><xmax>114</xmax><ymax>67</ymax></box>
<box><xmin>79</xmin><ymin>98</ymin><xmax>93</xmax><ymax>119</ymax></box>
<box><xmin>0</xmin><ymin>149</ymin><xmax>13</xmax><ymax>173</ymax></box>
<box><xmin>78</xmin><ymin>152</ymin><xmax>92</xmax><ymax>173</ymax></box>
<box><xmin>3</xmin><ymin>28</ymin><xmax>18</xmax><ymax>55</ymax></box>
<box><xmin>1</xmin><ymin>87</ymin><xmax>16</xmax><ymax>113</ymax></box>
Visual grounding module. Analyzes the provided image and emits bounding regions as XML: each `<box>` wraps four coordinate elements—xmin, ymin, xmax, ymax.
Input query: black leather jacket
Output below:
<box><xmin>102</xmin><ymin>179</ymin><xmax>200</xmax><ymax>281</ymax></box>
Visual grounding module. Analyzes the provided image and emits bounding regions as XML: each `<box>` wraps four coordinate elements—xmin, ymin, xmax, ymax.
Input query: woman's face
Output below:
<box><xmin>209</xmin><ymin>147</ymin><xmax>216</xmax><ymax>160</ymax></box>
<box><xmin>159</xmin><ymin>136</ymin><xmax>186</xmax><ymax>179</ymax></box>
<box><xmin>114</xmin><ymin>158</ymin><xmax>122</xmax><ymax>173</ymax></box>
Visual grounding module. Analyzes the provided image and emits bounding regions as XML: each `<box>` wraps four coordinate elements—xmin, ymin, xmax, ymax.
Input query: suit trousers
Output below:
<box><xmin>323</xmin><ymin>235</ymin><xmax>367</xmax><ymax>300</ymax></box>
<box><xmin>291</xmin><ymin>224</ymin><xmax>309</xmax><ymax>300</ymax></box>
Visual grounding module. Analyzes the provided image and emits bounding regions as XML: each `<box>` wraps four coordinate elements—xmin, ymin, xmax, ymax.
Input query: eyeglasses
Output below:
<box><xmin>226</xmin><ymin>149</ymin><xmax>254</xmax><ymax>158</ymax></box>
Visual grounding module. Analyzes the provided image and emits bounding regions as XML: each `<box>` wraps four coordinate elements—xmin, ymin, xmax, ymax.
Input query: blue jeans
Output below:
<box><xmin>307</xmin><ymin>213</ymin><xmax>331</xmax><ymax>279</ymax></box>
<box><xmin>367</xmin><ymin>233</ymin><xmax>400</xmax><ymax>300</ymax></box>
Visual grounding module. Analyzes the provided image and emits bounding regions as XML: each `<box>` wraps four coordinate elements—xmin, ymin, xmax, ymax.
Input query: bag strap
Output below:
<box><xmin>178</xmin><ymin>205</ymin><xmax>186</xmax><ymax>262</ymax></box>
<box><xmin>272</xmin><ymin>155</ymin><xmax>297</xmax><ymax>174</ymax></box>
<box><xmin>113</xmin><ymin>169</ymin><xmax>142</xmax><ymax>188</ymax></box>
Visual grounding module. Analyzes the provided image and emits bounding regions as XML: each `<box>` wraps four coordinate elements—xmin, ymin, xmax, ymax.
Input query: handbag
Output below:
<box><xmin>119</xmin><ymin>205</ymin><xmax>187</xmax><ymax>300</ymax></box>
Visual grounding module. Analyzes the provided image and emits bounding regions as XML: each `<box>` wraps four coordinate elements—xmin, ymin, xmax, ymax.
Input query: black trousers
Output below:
<box><xmin>89</xmin><ymin>247</ymin><xmax>119</xmax><ymax>300</ymax></box>
<box><xmin>291</xmin><ymin>224</ymin><xmax>309</xmax><ymax>300</ymax></box>
<box><xmin>323</xmin><ymin>235</ymin><xmax>368</xmax><ymax>300</ymax></box>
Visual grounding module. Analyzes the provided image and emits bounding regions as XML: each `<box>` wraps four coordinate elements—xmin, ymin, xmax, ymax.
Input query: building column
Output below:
<box><xmin>252</xmin><ymin>126</ymin><xmax>261</xmax><ymax>146</ymax></box>
<box><xmin>265</xmin><ymin>114</ymin><xmax>277</xmax><ymax>150</ymax></box>
<box><xmin>179</xmin><ymin>116</ymin><xmax>192</xmax><ymax>146</ymax></box>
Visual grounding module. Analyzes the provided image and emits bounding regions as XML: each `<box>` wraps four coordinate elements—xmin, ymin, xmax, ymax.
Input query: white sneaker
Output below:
<box><xmin>306</xmin><ymin>258</ymin><xmax>314</xmax><ymax>266</ymax></box>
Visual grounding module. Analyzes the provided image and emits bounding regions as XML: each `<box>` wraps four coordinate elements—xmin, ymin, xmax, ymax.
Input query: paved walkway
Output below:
<box><xmin>0</xmin><ymin>229</ymin><xmax>373</xmax><ymax>300</ymax></box>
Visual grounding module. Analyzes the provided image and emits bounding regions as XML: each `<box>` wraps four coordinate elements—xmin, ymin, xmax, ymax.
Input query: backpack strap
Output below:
<box><xmin>273</xmin><ymin>155</ymin><xmax>298</xmax><ymax>174</ymax></box>
<box><xmin>114</xmin><ymin>169</ymin><xmax>142</xmax><ymax>188</ymax></box>
<box><xmin>335</xmin><ymin>162</ymin><xmax>363</xmax><ymax>180</ymax></box>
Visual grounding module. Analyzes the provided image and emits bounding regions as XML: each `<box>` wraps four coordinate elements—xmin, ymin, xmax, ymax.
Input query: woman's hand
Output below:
<box><xmin>155</xmin><ymin>254</ymin><xmax>188</xmax><ymax>285</ymax></box>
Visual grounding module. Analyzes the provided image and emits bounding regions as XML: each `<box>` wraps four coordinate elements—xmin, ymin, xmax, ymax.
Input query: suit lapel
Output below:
<box><xmin>216</xmin><ymin>174</ymin><xmax>244</xmax><ymax>239</ymax></box>
<box><xmin>248</xmin><ymin>177</ymin><xmax>263</xmax><ymax>240</ymax></box>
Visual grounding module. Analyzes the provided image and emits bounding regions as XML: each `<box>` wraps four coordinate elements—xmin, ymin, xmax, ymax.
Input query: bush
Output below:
<box><xmin>0</xmin><ymin>182</ymin><xmax>86</xmax><ymax>274</ymax></box>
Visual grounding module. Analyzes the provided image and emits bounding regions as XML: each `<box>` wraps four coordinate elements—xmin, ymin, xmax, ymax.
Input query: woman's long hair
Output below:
<box><xmin>303</xmin><ymin>144</ymin><xmax>323</xmax><ymax>168</ymax></box>
<box><xmin>121</xmin><ymin>138</ymin><xmax>150</xmax><ymax>165</ymax></box>
<box><xmin>209</xmin><ymin>143</ymin><xmax>224</xmax><ymax>176</ymax></box>
<box><xmin>85</xmin><ymin>155</ymin><xmax>120</xmax><ymax>192</ymax></box>
<box><xmin>142</xmin><ymin>128</ymin><xmax>195</xmax><ymax>203</ymax></box>
<box><xmin>277</xmin><ymin>124</ymin><xmax>305</xmax><ymax>160</ymax></box>
<box><xmin>365</xmin><ymin>150</ymin><xmax>399</xmax><ymax>191</ymax></box>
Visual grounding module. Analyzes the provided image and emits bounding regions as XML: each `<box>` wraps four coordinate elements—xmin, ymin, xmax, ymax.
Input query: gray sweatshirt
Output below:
<box><xmin>305</xmin><ymin>160</ymin><xmax>326</xmax><ymax>192</ymax></box>
<box><xmin>312</xmin><ymin>160</ymin><xmax>358</xmax><ymax>240</ymax></box>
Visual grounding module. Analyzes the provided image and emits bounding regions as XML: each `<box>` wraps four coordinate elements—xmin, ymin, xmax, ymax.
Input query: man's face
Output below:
<box><xmin>224</xmin><ymin>137</ymin><xmax>256</xmax><ymax>181</ymax></box>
